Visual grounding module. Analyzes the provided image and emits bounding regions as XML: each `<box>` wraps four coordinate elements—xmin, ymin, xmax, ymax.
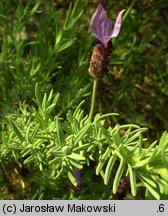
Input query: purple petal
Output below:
<box><xmin>103</xmin><ymin>18</ymin><xmax>113</xmax><ymax>35</ymax></box>
<box><xmin>90</xmin><ymin>4</ymin><xmax>125</xmax><ymax>46</ymax></box>
<box><xmin>74</xmin><ymin>169</ymin><xmax>84</xmax><ymax>185</ymax></box>
<box><xmin>101</xmin><ymin>18</ymin><xmax>113</xmax><ymax>43</ymax></box>
<box><xmin>90</xmin><ymin>4</ymin><xmax>112</xmax><ymax>45</ymax></box>
<box><xmin>111</xmin><ymin>9</ymin><xmax>126</xmax><ymax>38</ymax></box>
<box><xmin>90</xmin><ymin>4</ymin><xmax>106</xmax><ymax>37</ymax></box>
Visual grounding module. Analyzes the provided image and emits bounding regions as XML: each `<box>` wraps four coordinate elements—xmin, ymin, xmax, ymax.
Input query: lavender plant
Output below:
<box><xmin>0</xmin><ymin>1</ymin><xmax>168</xmax><ymax>200</ymax></box>
<box><xmin>1</xmin><ymin>82</ymin><xmax>168</xmax><ymax>199</ymax></box>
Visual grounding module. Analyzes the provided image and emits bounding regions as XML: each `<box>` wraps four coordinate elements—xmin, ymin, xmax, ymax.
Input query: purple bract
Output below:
<box><xmin>90</xmin><ymin>4</ymin><xmax>125</xmax><ymax>47</ymax></box>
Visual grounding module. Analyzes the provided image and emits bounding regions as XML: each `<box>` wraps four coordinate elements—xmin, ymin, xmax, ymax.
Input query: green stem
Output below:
<box><xmin>89</xmin><ymin>79</ymin><xmax>98</xmax><ymax>121</ymax></box>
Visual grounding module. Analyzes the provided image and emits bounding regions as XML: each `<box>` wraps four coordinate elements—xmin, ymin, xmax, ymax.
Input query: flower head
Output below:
<box><xmin>90</xmin><ymin>4</ymin><xmax>125</xmax><ymax>47</ymax></box>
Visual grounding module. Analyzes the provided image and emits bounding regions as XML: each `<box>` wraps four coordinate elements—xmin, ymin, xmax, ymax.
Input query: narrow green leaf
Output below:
<box><xmin>67</xmin><ymin>152</ymin><xmax>85</xmax><ymax>161</ymax></box>
<box><xmin>124</xmin><ymin>126</ymin><xmax>132</xmax><ymax>137</ymax></box>
<box><xmin>104</xmin><ymin>153</ymin><xmax>117</xmax><ymax>185</ymax></box>
<box><xmin>30</xmin><ymin>124</ymin><xmax>40</xmax><ymax>141</ymax></box>
<box><xmin>69</xmin><ymin>159</ymin><xmax>83</xmax><ymax>169</ymax></box>
<box><xmin>68</xmin><ymin>170</ymin><xmax>77</xmax><ymax>186</ymax></box>
<box><xmin>71</xmin><ymin>0</ymin><xmax>80</xmax><ymax>17</ymax></box>
<box><xmin>120</xmin><ymin>124</ymin><xmax>140</xmax><ymax>130</ymax></box>
<box><xmin>114</xmin><ymin>132</ymin><xmax>123</xmax><ymax>147</ymax></box>
<box><xmin>56</xmin><ymin>40</ymin><xmax>74</xmax><ymax>53</ymax></box>
<box><xmin>10</xmin><ymin>121</ymin><xmax>24</xmax><ymax>142</ymax></box>
<box><xmin>73</xmin><ymin>143</ymin><xmax>91</xmax><ymax>152</ymax></box>
<box><xmin>159</xmin><ymin>132</ymin><xmax>168</xmax><ymax>170</ymax></box>
<box><xmin>76</xmin><ymin>109</ymin><xmax>84</xmax><ymax>122</ymax></box>
<box><xmin>22</xmin><ymin>149</ymin><xmax>31</xmax><ymax>158</ymax></box>
<box><xmin>140</xmin><ymin>140</ymin><xmax>157</xmax><ymax>159</ymax></box>
<box><xmin>65</xmin><ymin>10</ymin><xmax>83</xmax><ymax>31</ymax></box>
<box><xmin>52</xmin><ymin>93</ymin><xmax>60</xmax><ymax>107</ymax></box>
<box><xmin>144</xmin><ymin>183</ymin><xmax>160</xmax><ymax>200</ymax></box>
<box><xmin>30</xmin><ymin>62</ymin><xmax>41</xmax><ymax>76</ymax></box>
<box><xmin>159</xmin><ymin>131</ymin><xmax>168</xmax><ymax>148</ymax></box>
<box><xmin>125</xmin><ymin>128</ymin><xmax>148</xmax><ymax>144</ymax></box>
<box><xmin>23</xmin><ymin>155</ymin><xmax>34</xmax><ymax>164</ymax></box>
<box><xmin>30</xmin><ymin>0</ymin><xmax>41</xmax><ymax>16</ymax></box>
<box><xmin>80</xmin><ymin>114</ymin><xmax>89</xmax><ymax>127</ymax></box>
<box><xmin>73</xmin><ymin>124</ymin><xmax>91</xmax><ymax>146</ymax></box>
<box><xmin>128</xmin><ymin>164</ymin><xmax>137</xmax><ymax>196</ymax></box>
<box><xmin>12</xmin><ymin>150</ymin><xmax>22</xmax><ymax>167</ymax></box>
<box><xmin>138</xmin><ymin>132</ymin><xmax>143</xmax><ymax>155</ymax></box>
<box><xmin>39</xmin><ymin>163</ymin><xmax>43</xmax><ymax>171</ymax></box>
<box><xmin>87</xmin><ymin>144</ymin><xmax>95</xmax><ymax>153</ymax></box>
<box><xmin>35</xmin><ymin>83</ymin><xmax>42</xmax><ymax>108</ymax></box>
<box><xmin>25</xmin><ymin>124</ymin><xmax>31</xmax><ymax>143</ymax></box>
<box><xmin>96</xmin><ymin>147</ymin><xmax>111</xmax><ymax>175</ymax></box>
<box><xmin>55</xmin><ymin>116</ymin><xmax>66</xmax><ymax>148</ymax></box>
<box><xmin>138</xmin><ymin>173</ymin><xmax>157</xmax><ymax>188</ymax></box>
<box><xmin>73</xmin><ymin>100</ymin><xmax>85</xmax><ymax>117</ymax></box>
<box><xmin>46</xmin><ymin>89</ymin><xmax>53</xmax><ymax>105</ymax></box>
<box><xmin>63</xmin><ymin>3</ymin><xmax>72</xmax><ymax>29</ymax></box>
<box><xmin>64</xmin><ymin>0</ymin><xmax>83</xmax><ymax>31</ymax></box>
<box><xmin>133</xmin><ymin>157</ymin><xmax>151</xmax><ymax>168</ymax></box>
<box><xmin>113</xmin><ymin>157</ymin><xmax>126</xmax><ymax>194</ymax></box>
<box><xmin>46</xmin><ymin>104</ymin><xmax>56</xmax><ymax>114</ymax></box>
<box><xmin>51</xmin><ymin>165</ymin><xmax>63</xmax><ymax>179</ymax></box>
<box><xmin>55</xmin><ymin>29</ymin><xmax>63</xmax><ymax>45</ymax></box>
<box><xmin>34</xmin><ymin>109</ymin><xmax>45</xmax><ymax>127</ymax></box>
<box><xmin>49</xmin><ymin>157</ymin><xmax>61</xmax><ymax>165</ymax></box>
<box><xmin>42</xmin><ymin>93</ymin><xmax>47</xmax><ymax>111</ymax></box>
<box><xmin>52</xmin><ymin>151</ymin><xmax>65</xmax><ymax>157</ymax></box>
<box><xmin>36</xmin><ymin>152</ymin><xmax>43</xmax><ymax>162</ymax></box>
<box><xmin>97</xmin><ymin>113</ymin><xmax>119</xmax><ymax>121</ymax></box>
<box><xmin>148</xmin><ymin>148</ymin><xmax>158</xmax><ymax>163</ymax></box>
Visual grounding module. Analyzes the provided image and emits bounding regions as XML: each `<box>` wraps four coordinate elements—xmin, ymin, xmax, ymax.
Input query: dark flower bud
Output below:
<box><xmin>89</xmin><ymin>39</ymin><xmax>112</xmax><ymax>78</ymax></box>
<box><xmin>113</xmin><ymin>176</ymin><xmax>130</xmax><ymax>200</ymax></box>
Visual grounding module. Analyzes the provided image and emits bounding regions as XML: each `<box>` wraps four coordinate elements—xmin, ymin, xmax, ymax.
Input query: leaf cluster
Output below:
<box><xmin>0</xmin><ymin>84</ymin><xmax>167</xmax><ymax>199</ymax></box>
